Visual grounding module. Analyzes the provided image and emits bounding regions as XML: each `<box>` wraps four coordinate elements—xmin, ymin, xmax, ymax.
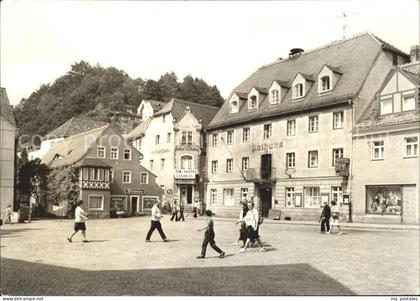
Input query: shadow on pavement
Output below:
<box><xmin>0</xmin><ymin>228</ymin><xmax>44</xmax><ymax>237</ymax></box>
<box><xmin>1</xmin><ymin>257</ymin><xmax>354</xmax><ymax>296</ymax></box>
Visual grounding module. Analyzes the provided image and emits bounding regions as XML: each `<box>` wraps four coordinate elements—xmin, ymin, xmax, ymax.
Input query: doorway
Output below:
<box><xmin>261</xmin><ymin>154</ymin><xmax>272</xmax><ymax>179</ymax></box>
<box><xmin>180</xmin><ymin>186</ymin><xmax>193</xmax><ymax>204</ymax></box>
<box><xmin>260</xmin><ymin>187</ymin><xmax>272</xmax><ymax>217</ymax></box>
<box><xmin>131</xmin><ymin>196</ymin><xmax>139</xmax><ymax>214</ymax></box>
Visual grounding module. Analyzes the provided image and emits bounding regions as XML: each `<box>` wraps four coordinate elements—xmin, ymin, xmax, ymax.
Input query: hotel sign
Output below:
<box><xmin>251</xmin><ymin>142</ymin><xmax>283</xmax><ymax>153</ymax></box>
<box><xmin>174</xmin><ymin>169</ymin><xmax>198</xmax><ymax>179</ymax></box>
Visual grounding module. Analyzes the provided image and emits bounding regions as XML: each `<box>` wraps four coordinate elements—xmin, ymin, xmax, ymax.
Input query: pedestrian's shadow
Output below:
<box><xmin>206</xmin><ymin>253</ymin><xmax>235</xmax><ymax>259</ymax></box>
<box><xmin>84</xmin><ymin>240</ymin><xmax>108</xmax><ymax>243</ymax></box>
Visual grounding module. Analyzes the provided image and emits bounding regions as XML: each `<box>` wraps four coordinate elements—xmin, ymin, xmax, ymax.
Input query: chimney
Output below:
<box><xmin>410</xmin><ymin>45</ymin><xmax>420</xmax><ymax>62</ymax></box>
<box><xmin>289</xmin><ymin>48</ymin><xmax>304</xmax><ymax>59</ymax></box>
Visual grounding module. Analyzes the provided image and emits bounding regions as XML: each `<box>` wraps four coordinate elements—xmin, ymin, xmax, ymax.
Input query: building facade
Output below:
<box><xmin>0</xmin><ymin>88</ymin><xmax>17</xmax><ymax>212</ymax></box>
<box><xmin>127</xmin><ymin>98</ymin><xmax>218</xmax><ymax>210</ymax></box>
<box><xmin>353</xmin><ymin>55</ymin><xmax>419</xmax><ymax>224</ymax></box>
<box><xmin>206</xmin><ymin>33</ymin><xmax>410</xmax><ymax>219</ymax></box>
<box><xmin>42</xmin><ymin>125</ymin><xmax>163</xmax><ymax>217</ymax></box>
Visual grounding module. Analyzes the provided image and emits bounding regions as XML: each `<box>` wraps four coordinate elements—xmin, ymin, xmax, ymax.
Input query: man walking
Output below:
<box><xmin>146</xmin><ymin>199</ymin><xmax>169</xmax><ymax>242</ymax></box>
<box><xmin>3</xmin><ymin>205</ymin><xmax>13</xmax><ymax>225</ymax></box>
<box><xmin>319</xmin><ymin>201</ymin><xmax>331</xmax><ymax>234</ymax></box>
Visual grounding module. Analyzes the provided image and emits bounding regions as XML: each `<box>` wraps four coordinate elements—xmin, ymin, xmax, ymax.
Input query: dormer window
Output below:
<box><xmin>319</xmin><ymin>76</ymin><xmax>331</xmax><ymax>92</ymax></box>
<box><xmin>294</xmin><ymin>84</ymin><xmax>304</xmax><ymax>99</ymax></box>
<box><xmin>230</xmin><ymin>100</ymin><xmax>239</xmax><ymax>114</ymax></box>
<box><xmin>249</xmin><ymin>95</ymin><xmax>257</xmax><ymax>110</ymax></box>
<box><xmin>270</xmin><ymin>90</ymin><xmax>280</xmax><ymax>105</ymax></box>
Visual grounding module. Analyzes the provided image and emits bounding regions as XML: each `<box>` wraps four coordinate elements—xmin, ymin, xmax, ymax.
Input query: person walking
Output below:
<box><xmin>192</xmin><ymin>200</ymin><xmax>199</xmax><ymax>218</ymax></box>
<box><xmin>329</xmin><ymin>200</ymin><xmax>342</xmax><ymax>235</ymax></box>
<box><xmin>3</xmin><ymin>205</ymin><xmax>13</xmax><ymax>225</ymax></box>
<box><xmin>179</xmin><ymin>201</ymin><xmax>185</xmax><ymax>221</ymax></box>
<box><xmin>197</xmin><ymin>210</ymin><xmax>225</xmax><ymax>259</ymax></box>
<box><xmin>234</xmin><ymin>199</ymin><xmax>249</xmax><ymax>247</ymax></box>
<box><xmin>319</xmin><ymin>201</ymin><xmax>331</xmax><ymax>234</ymax></box>
<box><xmin>170</xmin><ymin>200</ymin><xmax>179</xmax><ymax>222</ymax></box>
<box><xmin>238</xmin><ymin>200</ymin><xmax>266</xmax><ymax>253</ymax></box>
<box><xmin>146</xmin><ymin>199</ymin><xmax>169</xmax><ymax>242</ymax></box>
<box><xmin>67</xmin><ymin>200</ymin><xmax>88</xmax><ymax>243</ymax></box>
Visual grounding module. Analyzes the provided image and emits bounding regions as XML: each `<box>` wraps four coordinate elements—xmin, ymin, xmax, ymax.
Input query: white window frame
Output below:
<box><xmin>403</xmin><ymin>136</ymin><xmax>418</xmax><ymax>158</ymax></box>
<box><xmin>331</xmin><ymin>186</ymin><xmax>343</xmax><ymax>206</ymax></box>
<box><xmin>270</xmin><ymin>89</ymin><xmax>280</xmax><ymax>105</ymax></box>
<box><xmin>332</xmin><ymin>148</ymin><xmax>344</xmax><ymax>166</ymax></box>
<box><xmin>308</xmin><ymin>150</ymin><xmax>318</xmax><ymax>168</ymax></box>
<box><xmin>243</xmin><ymin>128</ymin><xmax>250</xmax><ymax>142</ymax></box>
<box><xmin>319</xmin><ymin>76</ymin><xmax>331</xmax><ymax>93</ymax></box>
<box><xmin>286</xmin><ymin>152</ymin><xmax>296</xmax><ymax>169</ymax></box>
<box><xmin>241</xmin><ymin>188</ymin><xmax>249</xmax><ymax>200</ymax></box>
<box><xmin>226</xmin><ymin>159</ymin><xmax>233</xmax><ymax>173</ymax></box>
<box><xmin>380</xmin><ymin>97</ymin><xmax>393</xmax><ymax>115</ymax></box>
<box><xmin>212</xmin><ymin>133</ymin><xmax>218</xmax><ymax>147</ymax></box>
<box><xmin>110</xmin><ymin>147</ymin><xmax>119</xmax><ymax>160</ymax></box>
<box><xmin>242</xmin><ymin>157</ymin><xmax>249</xmax><ymax>171</ymax></box>
<box><xmin>97</xmin><ymin>146</ymin><xmax>106</xmax><ymax>158</ymax></box>
<box><xmin>263</xmin><ymin>124</ymin><xmax>272</xmax><ymax>140</ymax></box>
<box><xmin>309</xmin><ymin>116</ymin><xmax>319</xmax><ymax>133</ymax></box>
<box><xmin>333</xmin><ymin>111</ymin><xmax>344</xmax><ymax>129</ymax></box>
<box><xmin>227</xmin><ymin>130</ymin><xmax>234</xmax><ymax>144</ymax></box>
<box><xmin>123</xmin><ymin>149</ymin><xmax>132</xmax><ymax>160</ymax></box>
<box><xmin>371</xmin><ymin>140</ymin><xmax>384</xmax><ymax>160</ymax></box>
<box><xmin>210</xmin><ymin>189</ymin><xmax>217</xmax><ymax>205</ymax></box>
<box><xmin>230</xmin><ymin>100</ymin><xmax>239</xmax><ymax>115</ymax></box>
<box><xmin>402</xmin><ymin>95</ymin><xmax>416</xmax><ymax>112</ymax></box>
<box><xmin>223</xmin><ymin>188</ymin><xmax>234</xmax><ymax>206</ymax></box>
<box><xmin>304</xmin><ymin>187</ymin><xmax>321</xmax><ymax>208</ymax></box>
<box><xmin>211</xmin><ymin>160</ymin><xmax>218</xmax><ymax>174</ymax></box>
<box><xmin>293</xmin><ymin>83</ymin><xmax>304</xmax><ymax>99</ymax></box>
<box><xmin>160</xmin><ymin>158</ymin><xmax>165</xmax><ymax>170</ymax></box>
<box><xmin>286</xmin><ymin>187</ymin><xmax>296</xmax><ymax>207</ymax></box>
<box><xmin>287</xmin><ymin>120</ymin><xmax>296</xmax><ymax>136</ymax></box>
<box><xmin>140</xmin><ymin>172</ymin><xmax>149</xmax><ymax>184</ymax></box>
<box><xmin>122</xmin><ymin>171</ymin><xmax>132</xmax><ymax>184</ymax></box>
<box><xmin>180</xmin><ymin>155</ymin><xmax>193</xmax><ymax>170</ymax></box>
<box><xmin>149</xmin><ymin>160</ymin><xmax>154</xmax><ymax>170</ymax></box>
<box><xmin>88</xmin><ymin>194</ymin><xmax>104</xmax><ymax>210</ymax></box>
<box><xmin>248</xmin><ymin>95</ymin><xmax>258</xmax><ymax>110</ymax></box>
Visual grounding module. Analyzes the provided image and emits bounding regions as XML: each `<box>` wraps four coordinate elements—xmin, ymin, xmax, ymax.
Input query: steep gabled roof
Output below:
<box><xmin>208</xmin><ymin>32</ymin><xmax>409</xmax><ymax>130</ymax></box>
<box><xmin>126</xmin><ymin>118</ymin><xmax>152</xmax><ymax>140</ymax></box>
<box><xmin>0</xmin><ymin>88</ymin><xmax>17</xmax><ymax>127</ymax></box>
<box><xmin>45</xmin><ymin>117</ymin><xmax>108</xmax><ymax>140</ymax></box>
<box><xmin>154</xmin><ymin>98</ymin><xmax>219</xmax><ymax>128</ymax></box>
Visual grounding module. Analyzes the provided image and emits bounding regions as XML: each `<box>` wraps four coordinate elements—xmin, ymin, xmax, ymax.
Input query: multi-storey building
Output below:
<box><xmin>0</xmin><ymin>88</ymin><xmax>17</xmax><ymax>212</ymax></box>
<box><xmin>353</xmin><ymin>47</ymin><xmax>419</xmax><ymax>224</ymax></box>
<box><xmin>127</xmin><ymin>98</ymin><xmax>219</xmax><ymax>210</ymax></box>
<box><xmin>206</xmin><ymin>33</ymin><xmax>410</xmax><ymax>219</ymax></box>
<box><xmin>42</xmin><ymin>124</ymin><xmax>162</xmax><ymax>217</ymax></box>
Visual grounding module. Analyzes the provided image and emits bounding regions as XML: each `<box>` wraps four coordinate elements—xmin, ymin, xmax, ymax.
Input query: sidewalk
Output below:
<box><xmin>207</xmin><ymin>216</ymin><xmax>420</xmax><ymax>231</ymax></box>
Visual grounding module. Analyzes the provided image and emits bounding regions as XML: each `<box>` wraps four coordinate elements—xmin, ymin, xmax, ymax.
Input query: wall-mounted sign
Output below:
<box><xmin>251</xmin><ymin>142</ymin><xmax>283</xmax><ymax>153</ymax></box>
<box><xmin>131</xmin><ymin>189</ymin><xmax>145</xmax><ymax>194</ymax></box>
<box><xmin>174</xmin><ymin>169</ymin><xmax>198</xmax><ymax>179</ymax></box>
<box><xmin>152</xmin><ymin>148</ymin><xmax>171</xmax><ymax>154</ymax></box>
<box><xmin>343</xmin><ymin>194</ymin><xmax>350</xmax><ymax>204</ymax></box>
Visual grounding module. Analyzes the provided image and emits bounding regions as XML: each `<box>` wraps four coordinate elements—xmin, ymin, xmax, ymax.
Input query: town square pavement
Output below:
<box><xmin>1</xmin><ymin>216</ymin><xmax>419</xmax><ymax>296</ymax></box>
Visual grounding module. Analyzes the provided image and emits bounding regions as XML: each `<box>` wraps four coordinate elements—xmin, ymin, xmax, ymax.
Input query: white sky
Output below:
<box><xmin>1</xmin><ymin>0</ymin><xmax>419</xmax><ymax>105</ymax></box>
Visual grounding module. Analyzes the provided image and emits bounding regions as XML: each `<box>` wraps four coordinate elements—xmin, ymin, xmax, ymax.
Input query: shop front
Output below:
<box><xmin>174</xmin><ymin>169</ymin><xmax>199</xmax><ymax>208</ymax></box>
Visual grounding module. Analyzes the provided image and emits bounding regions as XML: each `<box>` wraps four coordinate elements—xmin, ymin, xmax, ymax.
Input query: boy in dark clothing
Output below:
<box><xmin>319</xmin><ymin>201</ymin><xmax>331</xmax><ymax>234</ymax></box>
<box><xmin>197</xmin><ymin>210</ymin><xmax>225</xmax><ymax>259</ymax></box>
<box><xmin>179</xmin><ymin>202</ymin><xmax>185</xmax><ymax>221</ymax></box>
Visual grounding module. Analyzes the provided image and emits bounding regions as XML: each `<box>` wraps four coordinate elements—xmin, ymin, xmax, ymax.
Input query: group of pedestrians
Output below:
<box><xmin>319</xmin><ymin>200</ymin><xmax>342</xmax><ymax>235</ymax></box>
<box><xmin>170</xmin><ymin>200</ymin><xmax>185</xmax><ymax>222</ymax></box>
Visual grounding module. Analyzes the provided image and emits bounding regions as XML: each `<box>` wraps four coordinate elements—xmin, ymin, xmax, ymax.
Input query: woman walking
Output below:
<box><xmin>237</xmin><ymin>200</ymin><xmax>266</xmax><ymax>253</ymax></box>
<box><xmin>68</xmin><ymin>200</ymin><xmax>89</xmax><ymax>243</ymax></box>
<box><xmin>329</xmin><ymin>200</ymin><xmax>343</xmax><ymax>235</ymax></box>
<box><xmin>197</xmin><ymin>210</ymin><xmax>225</xmax><ymax>259</ymax></box>
<box><xmin>234</xmin><ymin>200</ymin><xmax>249</xmax><ymax>247</ymax></box>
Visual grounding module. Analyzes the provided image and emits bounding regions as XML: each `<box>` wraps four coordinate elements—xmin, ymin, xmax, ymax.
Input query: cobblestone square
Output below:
<box><xmin>1</xmin><ymin>216</ymin><xmax>419</xmax><ymax>296</ymax></box>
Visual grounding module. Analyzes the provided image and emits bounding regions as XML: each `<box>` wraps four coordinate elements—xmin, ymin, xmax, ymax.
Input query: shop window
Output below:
<box><xmin>89</xmin><ymin>195</ymin><xmax>104</xmax><ymax>210</ymax></box>
<box><xmin>223</xmin><ymin>189</ymin><xmax>234</xmax><ymax>206</ymax></box>
<box><xmin>404</xmin><ymin>136</ymin><xmax>418</xmax><ymax>157</ymax></box>
<box><xmin>287</xmin><ymin>120</ymin><xmax>296</xmax><ymax>136</ymax></box>
<box><xmin>286</xmin><ymin>187</ymin><xmax>296</xmax><ymax>207</ymax></box>
<box><xmin>110</xmin><ymin>196</ymin><xmax>127</xmax><ymax>211</ymax></box>
<box><xmin>304</xmin><ymin>187</ymin><xmax>321</xmax><ymax>208</ymax></box>
<box><xmin>366</xmin><ymin>186</ymin><xmax>402</xmax><ymax>215</ymax></box>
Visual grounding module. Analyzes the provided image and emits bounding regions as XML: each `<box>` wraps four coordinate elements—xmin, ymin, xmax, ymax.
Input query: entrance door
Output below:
<box><xmin>260</xmin><ymin>187</ymin><xmax>272</xmax><ymax>217</ymax></box>
<box><xmin>261</xmin><ymin>154</ymin><xmax>272</xmax><ymax>179</ymax></box>
<box><xmin>181</xmin><ymin>186</ymin><xmax>193</xmax><ymax>204</ymax></box>
<box><xmin>131</xmin><ymin>196</ymin><xmax>139</xmax><ymax>214</ymax></box>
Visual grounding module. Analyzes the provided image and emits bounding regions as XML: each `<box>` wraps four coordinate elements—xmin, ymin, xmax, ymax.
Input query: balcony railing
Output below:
<box><xmin>245</xmin><ymin>168</ymin><xmax>277</xmax><ymax>183</ymax></box>
<box><xmin>80</xmin><ymin>180</ymin><xmax>110</xmax><ymax>190</ymax></box>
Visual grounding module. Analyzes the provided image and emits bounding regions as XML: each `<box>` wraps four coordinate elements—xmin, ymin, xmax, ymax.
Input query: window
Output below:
<box><xmin>242</xmin><ymin>157</ymin><xmax>249</xmax><ymax>171</ymax></box>
<box><xmin>160</xmin><ymin>158</ymin><xmax>165</xmax><ymax>170</ymax></box>
<box><xmin>308</xmin><ymin>151</ymin><xmax>318</xmax><ymax>168</ymax></box>
<box><xmin>182</xmin><ymin>131</ymin><xmax>193</xmax><ymax>145</ymax></box>
<box><xmin>332</xmin><ymin>148</ymin><xmax>344</xmax><ymax>166</ymax></box>
<box><xmin>380</xmin><ymin>98</ymin><xmax>393</xmax><ymax>115</ymax></box>
<box><xmin>286</xmin><ymin>152</ymin><xmax>295</xmax><ymax>169</ymax></box>
<box><xmin>333</xmin><ymin>111</ymin><xmax>344</xmax><ymax>129</ymax></box>
<box><xmin>122</xmin><ymin>171</ymin><xmax>132</xmax><ymax>184</ymax></box>
<box><xmin>227</xmin><ymin>130</ymin><xmax>234</xmax><ymax>144</ymax></box>
<box><xmin>304</xmin><ymin>187</ymin><xmax>321</xmax><ymax>208</ymax></box>
<box><xmin>372</xmin><ymin>140</ymin><xmax>384</xmax><ymax>160</ymax></box>
<box><xmin>212</xmin><ymin>133</ymin><xmax>218</xmax><ymax>147</ymax></box>
<box><xmin>404</xmin><ymin>137</ymin><xmax>418</xmax><ymax>157</ymax></box>
<box><xmin>97</xmin><ymin>146</ymin><xmax>105</xmax><ymax>158</ymax></box>
<box><xmin>140</xmin><ymin>172</ymin><xmax>148</xmax><ymax>184</ymax></box>
<box><xmin>167</xmin><ymin>133</ymin><xmax>171</xmax><ymax>143</ymax></box>
<box><xmin>263</xmin><ymin>124</ymin><xmax>272</xmax><ymax>139</ymax></box>
<box><xmin>162</xmin><ymin>114</ymin><xmax>166</xmax><ymax>122</ymax></box>
<box><xmin>270</xmin><ymin>89</ymin><xmax>280</xmax><ymax>104</ymax></box>
<box><xmin>181</xmin><ymin>155</ymin><xmax>193</xmax><ymax>169</ymax></box>
<box><xmin>241</xmin><ymin>188</ymin><xmax>249</xmax><ymax>201</ymax></box>
<box><xmin>155</xmin><ymin>135</ymin><xmax>160</xmax><ymax>145</ymax></box>
<box><xmin>223</xmin><ymin>189</ymin><xmax>234</xmax><ymax>206</ymax></box>
<box><xmin>331</xmin><ymin>187</ymin><xmax>343</xmax><ymax>206</ymax></box>
<box><xmin>243</xmin><ymin>128</ymin><xmax>250</xmax><ymax>142</ymax></box>
<box><xmin>226</xmin><ymin>159</ymin><xmax>233</xmax><ymax>173</ymax></box>
<box><xmin>286</xmin><ymin>187</ymin><xmax>296</xmax><ymax>207</ymax></box>
<box><xmin>320</xmin><ymin>76</ymin><xmax>331</xmax><ymax>92</ymax></box>
<box><xmin>402</xmin><ymin>95</ymin><xmax>416</xmax><ymax>111</ymax></box>
<box><xmin>110</xmin><ymin>147</ymin><xmax>119</xmax><ymax>159</ymax></box>
<box><xmin>210</xmin><ymin>189</ymin><xmax>217</xmax><ymax>205</ymax></box>
<box><xmin>294</xmin><ymin>83</ymin><xmax>304</xmax><ymax>98</ymax></box>
<box><xmin>287</xmin><ymin>120</ymin><xmax>296</xmax><ymax>136</ymax></box>
<box><xmin>110</xmin><ymin>169</ymin><xmax>114</xmax><ymax>182</ymax></box>
<box><xmin>211</xmin><ymin>160</ymin><xmax>218</xmax><ymax>174</ymax></box>
<box><xmin>249</xmin><ymin>95</ymin><xmax>257</xmax><ymax>110</ymax></box>
<box><xmin>149</xmin><ymin>160</ymin><xmax>154</xmax><ymax>170</ymax></box>
<box><xmin>124</xmin><ymin>149</ymin><xmax>132</xmax><ymax>160</ymax></box>
<box><xmin>366</xmin><ymin>186</ymin><xmax>402</xmax><ymax>215</ymax></box>
<box><xmin>88</xmin><ymin>195</ymin><xmax>104</xmax><ymax>210</ymax></box>
<box><xmin>309</xmin><ymin>116</ymin><xmax>319</xmax><ymax>133</ymax></box>
<box><xmin>230</xmin><ymin>100</ymin><xmax>239</xmax><ymax>114</ymax></box>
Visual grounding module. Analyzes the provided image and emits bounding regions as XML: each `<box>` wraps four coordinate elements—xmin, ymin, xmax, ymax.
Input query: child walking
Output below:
<box><xmin>329</xmin><ymin>200</ymin><xmax>343</xmax><ymax>235</ymax></box>
<box><xmin>68</xmin><ymin>200</ymin><xmax>89</xmax><ymax>243</ymax></box>
<box><xmin>197</xmin><ymin>210</ymin><xmax>225</xmax><ymax>259</ymax></box>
